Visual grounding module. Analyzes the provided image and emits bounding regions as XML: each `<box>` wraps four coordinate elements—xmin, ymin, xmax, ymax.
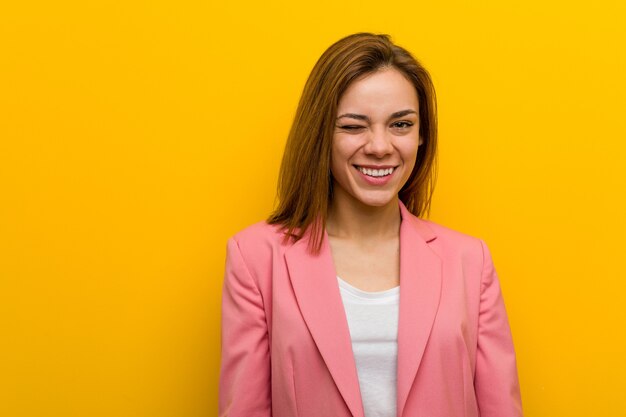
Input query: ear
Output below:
<box><xmin>418</xmin><ymin>136</ymin><xmax>424</xmax><ymax>146</ymax></box>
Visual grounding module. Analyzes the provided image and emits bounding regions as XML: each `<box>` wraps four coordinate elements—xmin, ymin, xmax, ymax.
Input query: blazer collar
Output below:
<box><xmin>396</xmin><ymin>201</ymin><xmax>442</xmax><ymax>417</ymax></box>
<box><xmin>284</xmin><ymin>199</ymin><xmax>442</xmax><ymax>417</ymax></box>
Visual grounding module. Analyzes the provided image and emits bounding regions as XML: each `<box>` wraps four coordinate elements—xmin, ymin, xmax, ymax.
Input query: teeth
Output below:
<box><xmin>357</xmin><ymin>166</ymin><xmax>394</xmax><ymax>177</ymax></box>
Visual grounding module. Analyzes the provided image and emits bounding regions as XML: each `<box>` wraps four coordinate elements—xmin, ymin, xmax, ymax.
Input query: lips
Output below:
<box><xmin>354</xmin><ymin>165</ymin><xmax>398</xmax><ymax>178</ymax></box>
<box><xmin>353</xmin><ymin>164</ymin><xmax>398</xmax><ymax>185</ymax></box>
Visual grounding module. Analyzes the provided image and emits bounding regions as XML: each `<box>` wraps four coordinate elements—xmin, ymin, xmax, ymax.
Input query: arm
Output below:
<box><xmin>474</xmin><ymin>239</ymin><xmax>523</xmax><ymax>417</ymax></box>
<box><xmin>219</xmin><ymin>237</ymin><xmax>271</xmax><ymax>417</ymax></box>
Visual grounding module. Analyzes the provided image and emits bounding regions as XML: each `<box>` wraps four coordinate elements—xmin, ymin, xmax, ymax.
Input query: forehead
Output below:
<box><xmin>337</xmin><ymin>68</ymin><xmax>419</xmax><ymax>113</ymax></box>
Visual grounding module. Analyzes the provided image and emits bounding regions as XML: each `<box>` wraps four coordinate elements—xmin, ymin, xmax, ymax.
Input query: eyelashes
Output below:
<box><xmin>337</xmin><ymin>121</ymin><xmax>414</xmax><ymax>131</ymax></box>
<box><xmin>392</xmin><ymin>121</ymin><xmax>414</xmax><ymax>129</ymax></box>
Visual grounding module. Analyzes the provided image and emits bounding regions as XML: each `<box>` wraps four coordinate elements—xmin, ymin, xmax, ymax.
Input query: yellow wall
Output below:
<box><xmin>1</xmin><ymin>1</ymin><xmax>624</xmax><ymax>416</ymax></box>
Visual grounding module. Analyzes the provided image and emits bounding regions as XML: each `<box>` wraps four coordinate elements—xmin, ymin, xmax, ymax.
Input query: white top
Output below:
<box><xmin>337</xmin><ymin>276</ymin><xmax>400</xmax><ymax>417</ymax></box>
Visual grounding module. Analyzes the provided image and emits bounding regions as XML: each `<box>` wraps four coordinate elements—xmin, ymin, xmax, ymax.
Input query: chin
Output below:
<box><xmin>354</xmin><ymin>193</ymin><xmax>398</xmax><ymax>208</ymax></box>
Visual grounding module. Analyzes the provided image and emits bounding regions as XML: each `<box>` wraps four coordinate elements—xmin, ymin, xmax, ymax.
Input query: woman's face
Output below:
<box><xmin>330</xmin><ymin>67</ymin><xmax>422</xmax><ymax>210</ymax></box>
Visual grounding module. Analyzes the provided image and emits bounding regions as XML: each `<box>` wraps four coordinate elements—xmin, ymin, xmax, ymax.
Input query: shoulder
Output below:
<box><xmin>226</xmin><ymin>220</ymin><xmax>290</xmax><ymax>266</ymax></box>
<box><xmin>229</xmin><ymin>220</ymin><xmax>286</xmax><ymax>246</ymax></box>
<box><xmin>411</xmin><ymin>218</ymin><xmax>498</xmax><ymax>288</ymax></box>
<box><xmin>418</xmin><ymin>217</ymin><xmax>481</xmax><ymax>243</ymax></box>
<box><xmin>414</xmin><ymin>217</ymin><xmax>488</xmax><ymax>263</ymax></box>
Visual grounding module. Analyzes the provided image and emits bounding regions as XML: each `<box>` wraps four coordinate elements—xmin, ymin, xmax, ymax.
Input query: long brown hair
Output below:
<box><xmin>267</xmin><ymin>32</ymin><xmax>438</xmax><ymax>254</ymax></box>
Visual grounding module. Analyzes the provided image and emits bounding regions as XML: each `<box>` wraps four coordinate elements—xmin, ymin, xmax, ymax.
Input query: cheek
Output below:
<box><xmin>329</xmin><ymin>147</ymin><xmax>344</xmax><ymax>181</ymax></box>
<box><xmin>400</xmin><ymin>141</ymin><xmax>421</xmax><ymax>179</ymax></box>
<box><xmin>401</xmin><ymin>140</ymin><xmax>420</xmax><ymax>164</ymax></box>
<box><xmin>330</xmin><ymin>140</ymin><xmax>352</xmax><ymax>170</ymax></box>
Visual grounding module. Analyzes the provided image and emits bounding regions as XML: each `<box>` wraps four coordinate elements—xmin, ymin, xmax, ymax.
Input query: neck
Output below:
<box><xmin>326</xmin><ymin>193</ymin><xmax>401</xmax><ymax>242</ymax></box>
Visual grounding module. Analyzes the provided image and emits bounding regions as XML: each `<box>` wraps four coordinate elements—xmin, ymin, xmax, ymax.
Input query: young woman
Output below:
<box><xmin>219</xmin><ymin>32</ymin><xmax>523</xmax><ymax>417</ymax></box>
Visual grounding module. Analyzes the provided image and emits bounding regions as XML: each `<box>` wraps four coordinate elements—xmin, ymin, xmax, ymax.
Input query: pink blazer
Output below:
<box><xmin>219</xmin><ymin>199</ymin><xmax>522</xmax><ymax>417</ymax></box>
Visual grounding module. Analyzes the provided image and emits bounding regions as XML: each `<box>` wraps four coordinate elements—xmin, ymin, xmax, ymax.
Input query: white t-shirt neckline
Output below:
<box><xmin>337</xmin><ymin>276</ymin><xmax>399</xmax><ymax>302</ymax></box>
<box><xmin>336</xmin><ymin>275</ymin><xmax>399</xmax><ymax>417</ymax></box>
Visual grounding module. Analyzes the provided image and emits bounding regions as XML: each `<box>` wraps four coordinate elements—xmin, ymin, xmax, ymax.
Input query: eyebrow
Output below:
<box><xmin>336</xmin><ymin>109</ymin><xmax>417</xmax><ymax>122</ymax></box>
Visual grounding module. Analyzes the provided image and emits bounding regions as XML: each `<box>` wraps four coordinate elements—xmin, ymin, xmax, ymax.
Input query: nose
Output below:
<box><xmin>364</xmin><ymin>125</ymin><xmax>394</xmax><ymax>157</ymax></box>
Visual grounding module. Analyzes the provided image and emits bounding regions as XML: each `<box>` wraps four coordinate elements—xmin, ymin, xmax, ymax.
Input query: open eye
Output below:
<box><xmin>392</xmin><ymin>121</ymin><xmax>414</xmax><ymax>129</ymax></box>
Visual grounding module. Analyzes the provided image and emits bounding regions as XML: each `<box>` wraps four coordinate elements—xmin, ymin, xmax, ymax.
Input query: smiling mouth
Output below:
<box><xmin>354</xmin><ymin>165</ymin><xmax>397</xmax><ymax>177</ymax></box>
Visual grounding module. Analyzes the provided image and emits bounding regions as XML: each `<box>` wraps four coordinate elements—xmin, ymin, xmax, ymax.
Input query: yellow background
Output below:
<box><xmin>1</xmin><ymin>1</ymin><xmax>625</xmax><ymax>416</ymax></box>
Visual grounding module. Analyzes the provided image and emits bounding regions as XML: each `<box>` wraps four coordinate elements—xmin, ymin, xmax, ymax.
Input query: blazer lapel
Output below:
<box><xmin>396</xmin><ymin>200</ymin><xmax>442</xmax><ymax>417</ymax></box>
<box><xmin>285</xmin><ymin>226</ymin><xmax>365</xmax><ymax>417</ymax></box>
<box><xmin>284</xmin><ymin>199</ymin><xmax>442</xmax><ymax>417</ymax></box>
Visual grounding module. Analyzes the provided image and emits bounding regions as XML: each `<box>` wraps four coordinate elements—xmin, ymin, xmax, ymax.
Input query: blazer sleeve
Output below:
<box><xmin>219</xmin><ymin>237</ymin><xmax>271</xmax><ymax>417</ymax></box>
<box><xmin>474</xmin><ymin>239</ymin><xmax>523</xmax><ymax>417</ymax></box>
